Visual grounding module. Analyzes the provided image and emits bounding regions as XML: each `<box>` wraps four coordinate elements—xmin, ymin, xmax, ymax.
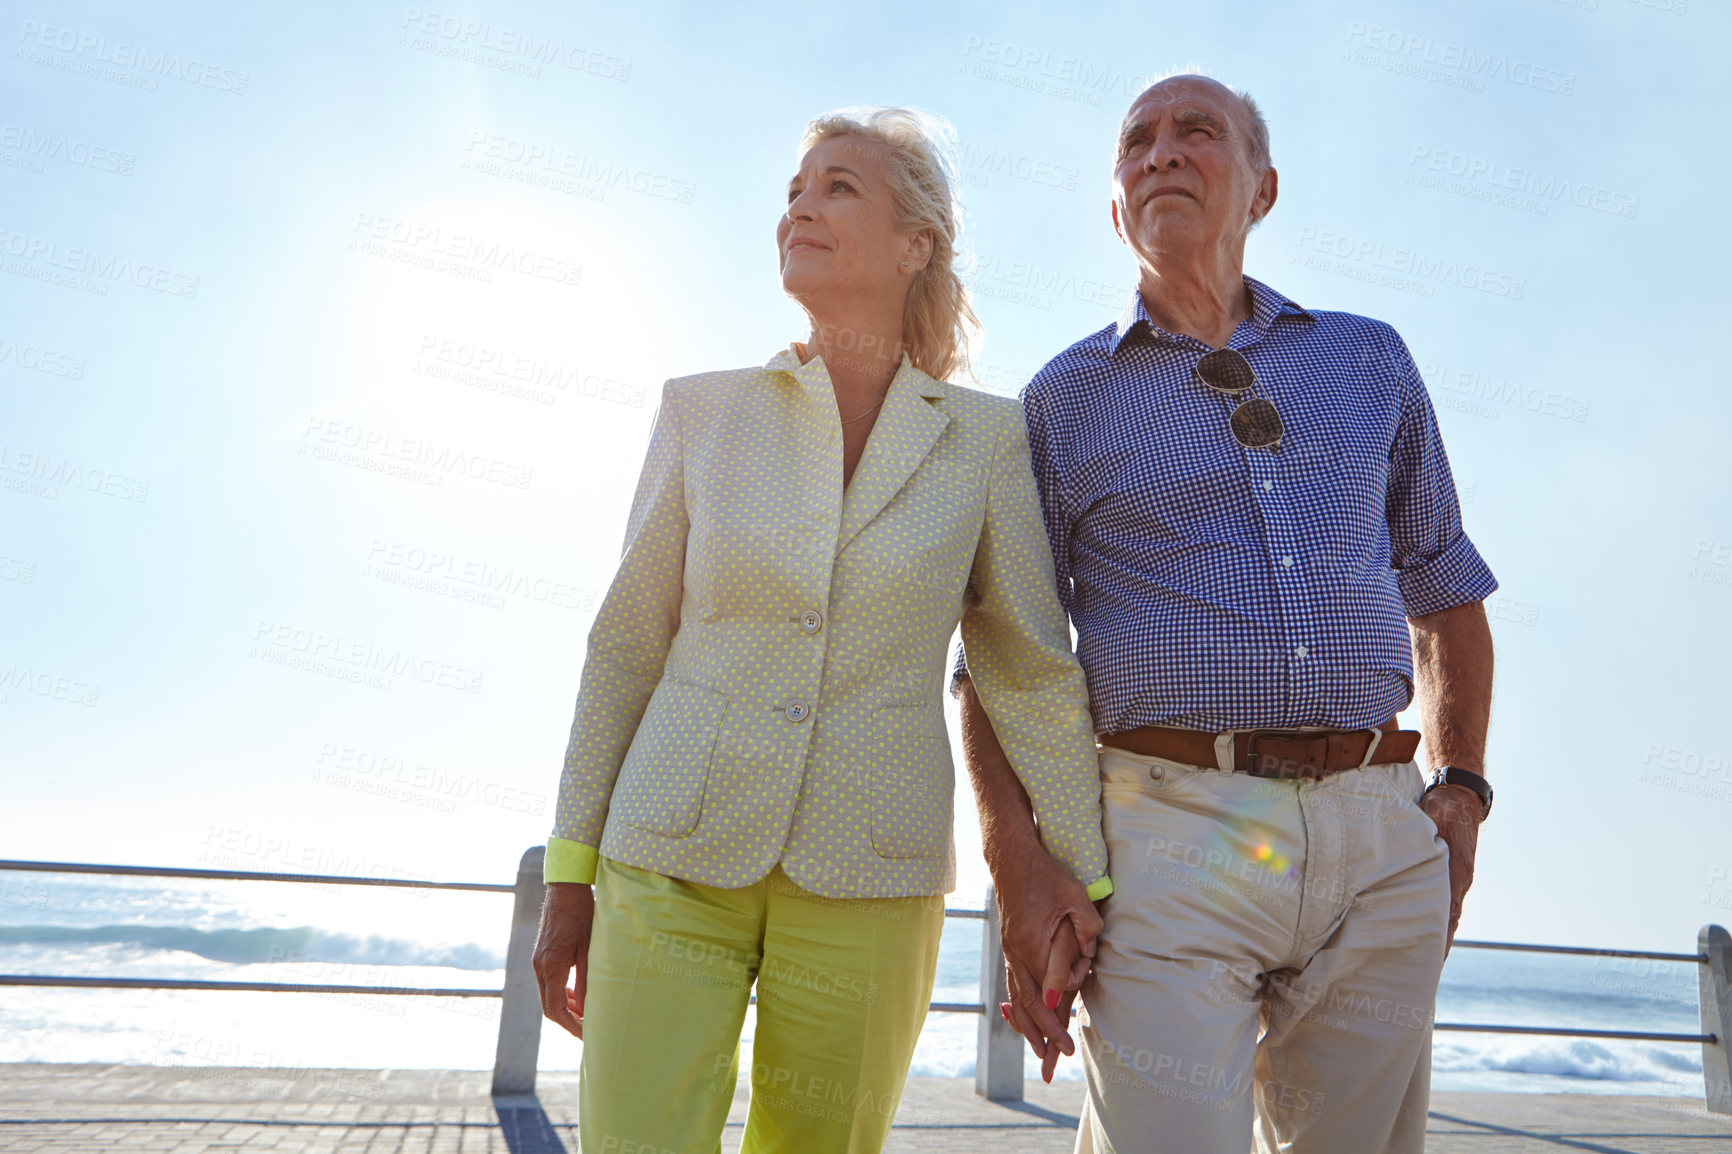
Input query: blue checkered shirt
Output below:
<box><xmin>956</xmin><ymin>275</ymin><xmax>1496</xmax><ymax>734</ymax></box>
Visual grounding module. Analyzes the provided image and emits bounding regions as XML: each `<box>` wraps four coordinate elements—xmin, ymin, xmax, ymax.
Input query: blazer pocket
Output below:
<box><xmin>866</xmin><ymin>704</ymin><xmax>953</xmax><ymax>860</ymax></box>
<box><xmin>610</xmin><ymin>680</ymin><xmax>728</xmax><ymax>838</ymax></box>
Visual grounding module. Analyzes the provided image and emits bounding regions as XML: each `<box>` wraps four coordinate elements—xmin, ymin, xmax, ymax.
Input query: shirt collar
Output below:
<box><xmin>1112</xmin><ymin>275</ymin><xmax>1314</xmax><ymax>354</ymax></box>
<box><xmin>765</xmin><ymin>343</ymin><xmax>942</xmax><ymax>399</ymax></box>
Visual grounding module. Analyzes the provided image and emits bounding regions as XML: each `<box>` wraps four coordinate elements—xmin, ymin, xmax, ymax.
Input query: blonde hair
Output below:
<box><xmin>800</xmin><ymin>107</ymin><xmax>978</xmax><ymax>383</ymax></box>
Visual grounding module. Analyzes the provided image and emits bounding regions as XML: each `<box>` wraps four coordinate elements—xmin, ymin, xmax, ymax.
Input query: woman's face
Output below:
<box><xmin>778</xmin><ymin>135</ymin><xmax>926</xmax><ymax>316</ymax></box>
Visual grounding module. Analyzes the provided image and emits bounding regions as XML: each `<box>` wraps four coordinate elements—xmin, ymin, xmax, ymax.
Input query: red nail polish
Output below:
<box><xmin>1044</xmin><ymin>988</ymin><xmax>1060</xmax><ymax>1010</ymax></box>
<box><xmin>1000</xmin><ymin>1003</ymin><xmax>1011</xmax><ymax>1022</ymax></box>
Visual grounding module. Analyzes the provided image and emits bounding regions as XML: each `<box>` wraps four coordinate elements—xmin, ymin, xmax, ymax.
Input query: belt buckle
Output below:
<box><xmin>1243</xmin><ymin>730</ymin><xmax>1328</xmax><ymax>779</ymax></box>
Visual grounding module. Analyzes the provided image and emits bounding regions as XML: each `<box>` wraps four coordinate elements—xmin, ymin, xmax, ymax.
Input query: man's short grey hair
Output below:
<box><xmin>1130</xmin><ymin>71</ymin><xmax>1272</xmax><ymax>173</ymax></box>
<box><xmin>1236</xmin><ymin>89</ymin><xmax>1272</xmax><ymax>174</ymax></box>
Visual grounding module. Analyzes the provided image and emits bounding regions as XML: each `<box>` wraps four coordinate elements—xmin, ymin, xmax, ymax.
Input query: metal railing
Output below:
<box><xmin>0</xmin><ymin>850</ymin><xmax>994</xmax><ymax>1096</ymax></box>
<box><xmin>2</xmin><ymin>853</ymin><xmax>1728</xmax><ymax>1115</ymax></box>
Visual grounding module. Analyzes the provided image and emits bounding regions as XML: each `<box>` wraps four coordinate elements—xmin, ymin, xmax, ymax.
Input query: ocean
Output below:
<box><xmin>0</xmin><ymin>871</ymin><xmax>1709</xmax><ymax>1099</ymax></box>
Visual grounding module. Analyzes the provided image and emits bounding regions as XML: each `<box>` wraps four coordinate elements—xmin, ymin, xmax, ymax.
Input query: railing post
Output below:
<box><xmin>975</xmin><ymin>884</ymin><xmax>1023</xmax><ymax>1101</ymax></box>
<box><xmin>1701</xmin><ymin>924</ymin><xmax>1732</xmax><ymax>1115</ymax></box>
<box><xmin>492</xmin><ymin>845</ymin><xmax>546</xmax><ymax>1097</ymax></box>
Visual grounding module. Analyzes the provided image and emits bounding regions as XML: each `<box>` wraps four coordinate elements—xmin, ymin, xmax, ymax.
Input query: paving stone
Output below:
<box><xmin>2</xmin><ymin>1065</ymin><xmax>1730</xmax><ymax>1152</ymax></box>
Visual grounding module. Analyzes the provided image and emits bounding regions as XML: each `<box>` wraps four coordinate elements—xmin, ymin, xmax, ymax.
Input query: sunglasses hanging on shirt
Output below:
<box><xmin>1193</xmin><ymin>348</ymin><xmax>1284</xmax><ymax>451</ymax></box>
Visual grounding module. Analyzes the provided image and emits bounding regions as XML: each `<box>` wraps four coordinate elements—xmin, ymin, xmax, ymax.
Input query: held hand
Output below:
<box><xmin>1421</xmin><ymin>784</ymin><xmax>1481</xmax><ymax>954</ymax></box>
<box><xmin>995</xmin><ymin>847</ymin><xmax>1102</xmax><ymax>1066</ymax></box>
<box><xmin>1003</xmin><ymin>919</ymin><xmax>1089</xmax><ymax>1083</ymax></box>
<box><xmin>1043</xmin><ymin>989</ymin><xmax>1081</xmax><ymax>1085</ymax></box>
<box><xmin>1039</xmin><ymin>920</ymin><xmax>1086</xmax><ymax>1083</ymax></box>
<box><xmin>531</xmin><ymin>882</ymin><xmax>594</xmax><ymax>1039</ymax></box>
<box><xmin>1042</xmin><ymin>909</ymin><xmax>1093</xmax><ymax>995</ymax></box>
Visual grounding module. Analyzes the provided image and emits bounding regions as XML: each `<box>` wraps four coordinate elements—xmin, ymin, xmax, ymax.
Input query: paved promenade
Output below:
<box><xmin>1</xmin><ymin>1064</ymin><xmax>1730</xmax><ymax>1152</ymax></box>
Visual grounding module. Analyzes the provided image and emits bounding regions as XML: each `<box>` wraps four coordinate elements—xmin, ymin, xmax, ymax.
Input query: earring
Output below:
<box><xmin>901</xmin><ymin>260</ymin><xmax>910</xmax><ymax>267</ymax></box>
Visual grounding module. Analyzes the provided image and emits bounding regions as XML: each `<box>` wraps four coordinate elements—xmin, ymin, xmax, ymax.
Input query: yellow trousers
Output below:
<box><xmin>578</xmin><ymin>858</ymin><xmax>947</xmax><ymax>1154</ymax></box>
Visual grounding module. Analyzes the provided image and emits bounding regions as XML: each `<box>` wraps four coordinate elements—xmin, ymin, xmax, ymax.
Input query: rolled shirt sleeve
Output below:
<box><xmin>959</xmin><ymin>403</ymin><xmax>1111</xmax><ymax>898</ymax></box>
<box><xmin>545</xmin><ymin>836</ymin><xmax>599</xmax><ymax>885</ymax></box>
<box><xmin>1382</xmin><ymin>328</ymin><xmax>1499</xmax><ymax>617</ymax></box>
<box><xmin>948</xmin><ymin>636</ymin><xmax>971</xmax><ymax>698</ymax></box>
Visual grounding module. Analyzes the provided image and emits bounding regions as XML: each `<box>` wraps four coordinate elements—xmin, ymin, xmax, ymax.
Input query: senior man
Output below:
<box><xmin>955</xmin><ymin>74</ymin><xmax>1496</xmax><ymax>1152</ymax></box>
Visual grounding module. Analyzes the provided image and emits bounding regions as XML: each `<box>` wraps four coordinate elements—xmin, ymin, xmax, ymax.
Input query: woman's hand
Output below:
<box><xmin>531</xmin><ymin>881</ymin><xmax>595</xmax><ymax>1038</ymax></box>
<box><xmin>1004</xmin><ymin>917</ymin><xmax>1091</xmax><ymax>1083</ymax></box>
<box><xmin>995</xmin><ymin>845</ymin><xmax>1101</xmax><ymax>1071</ymax></box>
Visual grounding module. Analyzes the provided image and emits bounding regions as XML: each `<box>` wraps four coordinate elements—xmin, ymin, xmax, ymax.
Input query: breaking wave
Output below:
<box><xmin>0</xmin><ymin>925</ymin><xmax>502</xmax><ymax>970</ymax></box>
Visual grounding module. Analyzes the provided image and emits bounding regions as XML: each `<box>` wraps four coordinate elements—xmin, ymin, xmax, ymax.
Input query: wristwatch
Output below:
<box><xmin>1424</xmin><ymin>766</ymin><xmax>1492</xmax><ymax>822</ymax></box>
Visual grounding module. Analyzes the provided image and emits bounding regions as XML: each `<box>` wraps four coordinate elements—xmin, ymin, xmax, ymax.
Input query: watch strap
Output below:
<box><xmin>1426</xmin><ymin>766</ymin><xmax>1492</xmax><ymax>821</ymax></box>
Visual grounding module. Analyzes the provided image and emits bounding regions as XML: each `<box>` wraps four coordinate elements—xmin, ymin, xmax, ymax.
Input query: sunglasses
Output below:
<box><xmin>1193</xmin><ymin>348</ymin><xmax>1283</xmax><ymax>450</ymax></box>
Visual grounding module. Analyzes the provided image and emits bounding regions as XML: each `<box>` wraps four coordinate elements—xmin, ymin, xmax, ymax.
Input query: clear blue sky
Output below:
<box><xmin>3</xmin><ymin>0</ymin><xmax>1729</xmax><ymax>952</ymax></box>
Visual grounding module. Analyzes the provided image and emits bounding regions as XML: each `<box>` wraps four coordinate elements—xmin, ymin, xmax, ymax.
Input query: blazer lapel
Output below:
<box><xmin>835</xmin><ymin>359</ymin><xmax>949</xmax><ymax>557</ymax></box>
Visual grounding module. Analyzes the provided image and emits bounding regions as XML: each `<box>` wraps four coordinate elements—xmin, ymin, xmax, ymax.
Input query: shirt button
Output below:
<box><xmin>784</xmin><ymin>699</ymin><xmax>810</xmax><ymax>723</ymax></box>
<box><xmin>800</xmin><ymin>610</ymin><xmax>824</xmax><ymax>634</ymax></box>
<box><xmin>1263</xmin><ymin>480</ymin><xmax>1273</xmax><ymax>491</ymax></box>
<box><xmin>1281</xmin><ymin>555</ymin><xmax>1294</xmax><ymax>568</ymax></box>
<box><xmin>1295</xmin><ymin>645</ymin><xmax>1309</xmax><ymax>658</ymax></box>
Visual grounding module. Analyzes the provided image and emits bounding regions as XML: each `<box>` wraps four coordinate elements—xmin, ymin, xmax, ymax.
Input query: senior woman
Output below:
<box><xmin>531</xmin><ymin>107</ymin><xmax>1110</xmax><ymax>1154</ymax></box>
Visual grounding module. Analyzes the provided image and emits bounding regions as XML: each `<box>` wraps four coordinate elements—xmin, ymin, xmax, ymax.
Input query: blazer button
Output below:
<box><xmin>800</xmin><ymin>610</ymin><xmax>824</xmax><ymax>635</ymax></box>
<box><xmin>784</xmin><ymin>699</ymin><xmax>810</xmax><ymax>723</ymax></box>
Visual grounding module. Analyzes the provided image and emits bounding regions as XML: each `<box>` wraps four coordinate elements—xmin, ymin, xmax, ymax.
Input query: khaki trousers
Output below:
<box><xmin>1075</xmin><ymin>747</ymin><xmax>1450</xmax><ymax>1154</ymax></box>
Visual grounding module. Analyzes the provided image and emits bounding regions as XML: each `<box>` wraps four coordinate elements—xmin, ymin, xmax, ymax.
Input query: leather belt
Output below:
<box><xmin>1099</xmin><ymin>722</ymin><xmax>1421</xmax><ymax>781</ymax></box>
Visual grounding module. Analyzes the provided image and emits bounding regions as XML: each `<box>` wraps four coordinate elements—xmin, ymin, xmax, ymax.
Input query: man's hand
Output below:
<box><xmin>1042</xmin><ymin>905</ymin><xmax>1093</xmax><ymax>998</ymax></box>
<box><xmin>1409</xmin><ymin>600</ymin><xmax>1493</xmax><ymax>955</ymax></box>
<box><xmin>531</xmin><ymin>881</ymin><xmax>594</xmax><ymax>1038</ymax></box>
<box><xmin>1421</xmin><ymin>784</ymin><xmax>1481</xmax><ymax>952</ymax></box>
<box><xmin>996</xmin><ymin>844</ymin><xmax>1101</xmax><ymax>1065</ymax></box>
<box><xmin>1004</xmin><ymin>919</ymin><xmax>1089</xmax><ymax>1084</ymax></box>
<box><xmin>955</xmin><ymin>673</ymin><xmax>1105</xmax><ymax>1068</ymax></box>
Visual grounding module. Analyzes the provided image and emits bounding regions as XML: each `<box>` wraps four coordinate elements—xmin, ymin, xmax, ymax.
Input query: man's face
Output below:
<box><xmin>1111</xmin><ymin>77</ymin><xmax>1274</xmax><ymax>265</ymax></box>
